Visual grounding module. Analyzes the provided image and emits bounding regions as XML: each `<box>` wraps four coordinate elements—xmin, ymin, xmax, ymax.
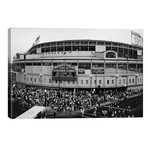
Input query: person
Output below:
<box><xmin>53</xmin><ymin>106</ymin><xmax>57</xmax><ymax>118</ymax></box>
<box><xmin>92</xmin><ymin>107</ymin><xmax>97</xmax><ymax>117</ymax></box>
<box><xmin>80</xmin><ymin>107</ymin><xmax>84</xmax><ymax>117</ymax></box>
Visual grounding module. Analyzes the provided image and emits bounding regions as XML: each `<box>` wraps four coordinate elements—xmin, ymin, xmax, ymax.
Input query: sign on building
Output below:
<box><xmin>95</xmin><ymin>45</ymin><xmax>106</xmax><ymax>52</ymax></box>
<box><xmin>52</xmin><ymin>63</ymin><xmax>77</xmax><ymax>81</ymax></box>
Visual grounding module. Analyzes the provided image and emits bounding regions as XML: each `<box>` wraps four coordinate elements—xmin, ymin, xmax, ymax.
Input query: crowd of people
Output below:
<box><xmin>11</xmin><ymin>84</ymin><xmax>143</xmax><ymax>118</ymax></box>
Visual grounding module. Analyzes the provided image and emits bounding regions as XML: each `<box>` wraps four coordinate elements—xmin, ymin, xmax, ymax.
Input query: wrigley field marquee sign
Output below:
<box><xmin>52</xmin><ymin>63</ymin><xmax>77</xmax><ymax>81</ymax></box>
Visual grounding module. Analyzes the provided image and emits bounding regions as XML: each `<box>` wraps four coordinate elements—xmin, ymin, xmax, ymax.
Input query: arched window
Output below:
<box><xmin>106</xmin><ymin>51</ymin><xmax>116</xmax><ymax>58</ymax></box>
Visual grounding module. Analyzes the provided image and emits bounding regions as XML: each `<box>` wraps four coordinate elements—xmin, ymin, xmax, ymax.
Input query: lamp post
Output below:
<box><xmin>116</xmin><ymin>74</ymin><xmax>119</xmax><ymax>95</ymax></box>
<box><xmin>90</xmin><ymin>74</ymin><xmax>92</xmax><ymax>93</ymax></box>
<box><xmin>59</xmin><ymin>72</ymin><xmax>61</xmax><ymax>90</ymax></box>
<box><xmin>95</xmin><ymin>73</ymin><xmax>97</xmax><ymax>93</ymax></box>
<box><xmin>39</xmin><ymin>74</ymin><xmax>42</xmax><ymax>85</ymax></box>
<box><xmin>58</xmin><ymin>72</ymin><xmax>61</xmax><ymax>99</ymax></box>
<box><xmin>23</xmin><ymin>73</ymin><xmax>26</xmax><ymax>83</ymax></box>
<box><xmin>135</xmin><ymin>74</ymin><xmax>139</xmax><ymax>85</ymax></box>
<box><xmin>44</xmin><ymin>89</ymin><xmax>47</xmax><ymax>107</ymax></box>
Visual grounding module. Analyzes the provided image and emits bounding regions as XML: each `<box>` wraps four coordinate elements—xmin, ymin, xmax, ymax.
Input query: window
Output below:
<box><xmin>86</xmin><ymin>80</ymin><xmax>88</xmax><ymax>84</ymax></box>
<box><xmin>105</xmin><ymin>63</ymin><xmax>116</xmax><ymax>69</ymax></box>
<box><xmin>20</xmin><ymin>63</ymin><xmax>25</xmax><ymax>69</ymax></box>
<box><xmin>56</xmin><ymin>80</ymin><xmax>57</xmax><ymax>83</ymax></box>
<box><xmin>92</xmin><ymin>63</ymin><xmax>104</xmax><ymax>68</ymax></box>
<box><xmin>33</xmin><ymin>63</ymin><xmax>41</xmax><ymax>66</ymax></box>
<box><xmin>65</xmin><ymin>46</ymin><xmax>71</xmax><ymax>51</ymax></box>
<box><xmin>92</xmin><ymin>63</ymin><xmax>104</xmax><ymax>74</ymax></box>
<box><xmin>123</xmin><ymin>48</ymin><xmax>128</xmax><ymax>58</ymax></box>
<box><xmin>49</xmin><ymin>79</ymin><xmax>51</xmax><ymax>83</ymax></box>
<box><xmin>81</xmin><ymin>80</ymin><xmax>83</xmax><ymax>84</ymax></box>
<box><xmin>89</xmin><ymin>46</ymin><xmax>95</xmax><ymax>51</ymax></box>
<box><xmin>106</xmin><ymin>46</ymin><xmax>111</xmax><ymax>51</ymax></box>
<box><xmin>129</xmin><ymin>49</ymin><xmax>132</xmax><ymax>58</ymax></box>
<box><xmin>53</xmin><ymin>63</ymin><xmax>57</xmax><ymax>66</ymax></box>
<box><xmin>133</xmin><ymin>50</ymin><xmax>137</xmax><ymax>59</ymax></box>
<box><xmin>123</xmin><ymin>79</ymin><xmax>125</xmax><ymax>84</ymax></box>
<box><xmin>42</xmin><ymin>62</ymin><xmax>51</xmax><ymax>66</ymax></box>
<box><xmin>137</xmin><ymin>64</ymin><xmax>143</xmax><ymax>73</ymax></box>
<box><xmin>118</xmin><ymin>48</ymin><xmax>124</xmax><ymax>57</ymax></box>
<box><xmin>30</xmin><ymin>78</ymin><xmax>32</xmax><ymax>81</ymax></box>
<box><xmin>118</xmin><ymin>63</ymin><xmax>127</xmax><ymax>71</ymax></box>
<box><xmin>129</xmin><ymin>79</ymin><xmax>131</xmax><ymax>83</ymax></box>
<box><xmin>26</xmin><ymin>63</ymin><xmax>32</xmax><ymax>66</ymax></box>
<box><xmin>112</xmin><ymin>80</ymin><xmax>114</xmax><ymax>84</ymax></box>
<box><xmin>99</xmin><ymin>80</ymin><xmax>101</xmax><ymax>84</ymax></box>
<box><xmin>132</xmin><ymin>79</ymin><xmax>134</xmax><ymax>83</ymax></box>
<box><xmin>73</xmin><ymin>81</ymin><xmax>75</xmax><ymax>84</ymax></box>
<box><xmin>107</xmin><ymin>80</ymin><xmax>109</xmax><ymax>84</ymax></box>
<box><xmin>72</xmin><ymin>46</ymin><xmax>80</xmax><ymax>51</ymax></box>
<box><xmin>94</xmin><ymin>80</ymin><xmax>96</xmax><ymax>84</ymax></box>
<box><xmin>89</xmin><ymin>41</ymin><xmax>96</xmax><ymax>45</ymax></box>
<box><xmin>45</xmin><ymin>47</ymin><xmax>50</xmax><ymax>52</ymax></box>
<box><xmin>65</xmin><ymin>42</ymin><xmax>71</xmax><ymax>45</ymax></box>
<box><xmin>34</xmin><ymin>78</ymin><xmax>36</xmax><ymax>82</ymax></box>
<box><xmin>71</xmin><ymin>63</ymin><xmax>77</xmax><ymax>66</ymax></box>
<box><xmin>106</xmin><ymin>51</ymin><xmax>116</xmax><ymax>58</ymax></box>
<box><xmin>112</xmin><ymin>47</ymin><xmax>117</xmax><ymax>53</ymax></box>
<box><xmin>78</xmin><ymin>63</ymin><xmax>91</xmax><ymax>69</ymax></box>
<box><xmin>57</xmin><ymin>46</ymin><xmax>63</xmax><ymax>52</ymax></box>
<box><xmin>128</xmin><ymin>63</ymin><xmax>136</xmax><ymax>72</ymax></box>
<box><xmin>105</xmin><ymin>63</ymin><xmax>116</xmax><ymax>74</ymax></box>
<box><xmin>119</xmin><ymin>79</ymin><xmax>121</xmax><ymax>84</ymax></box>
<box><xmin>51</xmin><ymin>47</ymin><xmax>56</xmax><ymax>52</ymax></box>
<box><xmin>68</xmin><ymin>81</ymin><xmax>70</xmax><ymax>84</ymax></box>
<box><xmin>81</xmin><ymin>46</ymin><xmax>88</xmax><ymax>51</ymax></box>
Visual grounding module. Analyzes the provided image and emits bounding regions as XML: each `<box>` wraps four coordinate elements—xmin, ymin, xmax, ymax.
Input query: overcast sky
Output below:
<box><xmin>10</xmin><ymin>28</ymin><xmax>143</xmax><ymax>62</ymax></box>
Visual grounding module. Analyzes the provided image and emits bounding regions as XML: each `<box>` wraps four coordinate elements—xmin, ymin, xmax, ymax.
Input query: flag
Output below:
<box><xmin>35</xmin><ymin>35</ymin><xmax>40</xmax><ymax>44</ymax></box>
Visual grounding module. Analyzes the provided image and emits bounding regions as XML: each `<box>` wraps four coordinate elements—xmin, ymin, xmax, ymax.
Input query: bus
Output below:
<box><xmin>16</xmin><ymin>106</ymin><xmax>46</xmax><ymax>119</ymax></box>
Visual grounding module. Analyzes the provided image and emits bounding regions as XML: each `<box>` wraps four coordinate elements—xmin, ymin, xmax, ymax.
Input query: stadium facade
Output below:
<box><xmin>12</xmin><ymin>39</ymin><xmax>143</xmax><ymax>90</ymax></box>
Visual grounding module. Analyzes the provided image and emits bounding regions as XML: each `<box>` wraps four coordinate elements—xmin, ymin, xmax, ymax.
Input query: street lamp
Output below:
<box><xmin>23</xmin><ymin>73</ymin><xmax>26</xmax><ymax>82</ymax></box>
<box><xmin>95</xmin><ymin>73</ymin><xmax>97</xmax><ymax>92</ymax></box>
<box><xmin>135</xmin><ymin>74</ymin><xmax>139</xmax><ymax>85</ymax></box>
<box><xmin>44</xmin><ymin>89</ymin><xmax>47</xmax><ymax>107</ymax></box>
<box><xmin>39</xmin><ymin>74</ymin><xmax>42</xmax><ymax>85</ymax></box>
<box><xmin>116</xmin><ymin>74</ymin><xmax>119</xmax><ymax>94</ymax></box>
<box><xmin>58</xmin><ymin>72</ymin><xmax>61</xmax><ymax>99</ymax></box>
<box><xmin>90</xmin><ymin>74</ymin><xmax>92</xmax><ymax>93</ymax></box>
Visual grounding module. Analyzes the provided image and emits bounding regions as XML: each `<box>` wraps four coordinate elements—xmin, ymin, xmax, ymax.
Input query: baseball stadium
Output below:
<box><xmin>9</xmin><ymin>30</ymin><xmax>143</xmax><ymax>118</ymax></box>
<box><xmin>12</xmin><ymin>39</ymin><xmax>143</xmax><ymax>90</ymax></box>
